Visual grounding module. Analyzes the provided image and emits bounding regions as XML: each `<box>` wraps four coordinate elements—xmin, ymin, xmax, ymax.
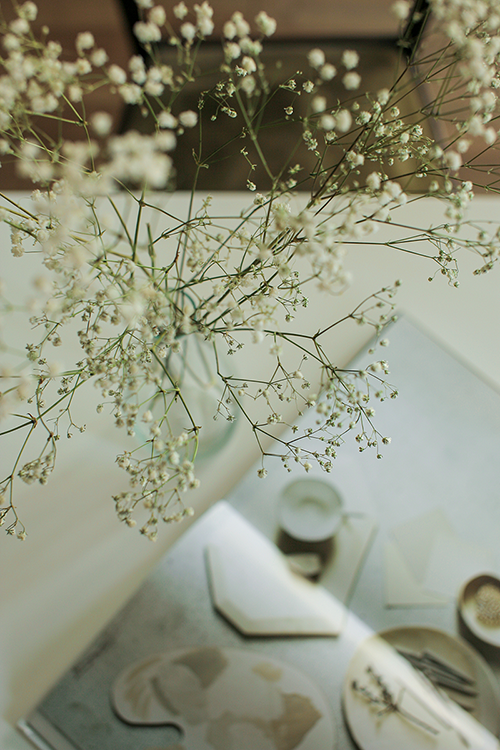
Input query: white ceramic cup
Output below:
<box><xmin>278</xmin><ymin>478</ymin><xmax>344</xmax><ymax>543</ymax></box>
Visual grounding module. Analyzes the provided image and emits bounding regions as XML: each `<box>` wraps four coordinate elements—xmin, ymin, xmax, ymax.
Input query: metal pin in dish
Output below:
<box><xmin>396</xmin><ymin>648</ymin><xmax>478</xmax><ymax>697</ymax></box>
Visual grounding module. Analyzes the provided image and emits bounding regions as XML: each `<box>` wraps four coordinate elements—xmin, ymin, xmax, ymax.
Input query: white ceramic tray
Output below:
<box><xmin>112</xmin><ymin>646</ymin><xmax>336</xmax><ymax>750</ymax></box>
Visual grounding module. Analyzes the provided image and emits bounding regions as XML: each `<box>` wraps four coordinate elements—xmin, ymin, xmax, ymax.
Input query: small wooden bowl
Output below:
<box><xmin>458</xmin><ymin>573</ymin><xmax>500</xmax><ymax>650</ymax></box>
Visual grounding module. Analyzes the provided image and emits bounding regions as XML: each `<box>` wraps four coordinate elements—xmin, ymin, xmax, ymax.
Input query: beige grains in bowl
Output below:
<box><xmin>475</xmin><ymin>583</ymin><xmax>500</xmax><ymax>626</ymax></box>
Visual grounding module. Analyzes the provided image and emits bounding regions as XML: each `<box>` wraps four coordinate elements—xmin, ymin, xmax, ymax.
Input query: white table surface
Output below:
<box><xmin>2</xmin><ymin>192</ymin><xmax>500</xmax><ymax>747</ymax></box>
<box><xmin>17</xmin><ymin>315</ymin><xmax>500</xmax><ymax>749</ymax></box>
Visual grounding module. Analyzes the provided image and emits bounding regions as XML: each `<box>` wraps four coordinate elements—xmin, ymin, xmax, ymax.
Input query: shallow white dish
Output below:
<box><xmin>278</xmin><ymin>478</ymin><xmax>343</xmax><ymax>542</ymax></box>
<box><xmin>459</xmin><ymin>573</ymin><xmax>500</xmax><ymax>650</ymax></box>
<box><xmin>342</xmin><ymin>626</ymin><xmax>500</xmax><ymax>750</ymax></box>
<box><xmin>112</xmin><ymin>646</ymin><xmax>336</xmax><ymax>750</ymax></box>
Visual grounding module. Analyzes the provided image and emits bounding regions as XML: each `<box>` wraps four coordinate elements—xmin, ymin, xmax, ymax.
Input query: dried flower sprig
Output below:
<box><xmin>352</xmin><ymin>665</ymin><xmax>441</xmax><ymax>735</ymax></box>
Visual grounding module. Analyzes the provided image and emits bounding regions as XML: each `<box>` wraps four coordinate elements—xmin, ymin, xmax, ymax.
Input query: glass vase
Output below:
<box><xmin>156</xmin><ymin>333</ymin><xmax>236</xmax><ymax>461</ymax></box>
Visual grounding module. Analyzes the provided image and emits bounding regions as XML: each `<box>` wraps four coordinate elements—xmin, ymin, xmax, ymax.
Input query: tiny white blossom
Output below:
<box><xmin>377</xmin><ymin>88</ymin><xmax>390</xmax><ymax>105</ymax></box>
<box><xmin>342</xmin><ymin>50</ymin><xmax>359</xmax><ymax>69</ymax></box>
<box><xmin>385</xmin><ymin>181</ymin><xmax>402</xmax><ymax>199</ymax></box>
<box><xmin>90</xmin><ymin>111</ymin><xmax>113</xmax><ymax>136</ymax></box>
<box><xmin>484</xmin><ymin>126</ymin><xmax>497</xmax><ymax>144</ymax></box>
<box><xmin>119</xmin><ymin>83</ymin><xmax>143</xmax><ymax>104</ymax></box>
<box><xmin>68</xmin><ymin>85</ymin><xmax>83</xmax><ymax>103</ymax></box>
<box><xmin>444</xmin><ymin>150</ymin><xmax>462</xmax><ymax>171</ymax></box>
<box><xmin>374</xmin><ymin>206</ymin><xmax>390</xmax><ymax>221</ymax></box>
<box><xmin>366</xmin><ymin>172</ymin><xmax>381</xmax><ymax>191</ymax></box>
<box><xmin>158</xmin><ymin>111</ymin><xmax>177</xmax><ymax>128</ymax></box>
<box><xmin>223</xmin><ymin>20</ymin><xmax>237</xmax><ymax>39</ymax></box>
<box><xmin>47</xmin><ymin>361</ymin><xmax>63</xmax><ymax>379</ymax></box>
<box><xmin>467</xmin><ymin>115</ymin><xmax>484</xmax><ymax>136</ymax></box>
<box><xmin>319</xmin><ymin>114</ymin><xmax>335</xmax><ymax>131</ymax></box>
<box><xmin>320</xmin><ymin>63</ymin><xmax>337</xmax><ymax>81</ymax></box>
<box><xmin>76</xmin><ymin>32</ymin><xmax>95</xmax><ymax>53</ymax></box>
<box><xmin>76</xmin><ymin>58</ymin><xmax>92</xmax><ymax>74</ymax></box>
<box><xmin>456</xmin><ymin>138</ymin><xmax>470</xmax><ymax>153</ymax></box>
<box><xmin>10</xmin><ymin>17</ymin><xmax>29</xmax><ymax>35</ymax></box>
<box><xmin>225</xmin><ymin>42</ymin><xmax>241</xmax><ymax>60</ymax></box>
<box><xmin>108</xmin><ymin>64</ymin><xmax>127</xmax><ymax>85</ymax></box>
<box><xmin>19</xmin><ymin>2</ymin><xmax>38</xmax><ymax>21</ymax></box>
<box><xmin>308</xmin><ymin>48</ymin><xmax>325</xmax><ymax>69</ymax></box>
<box><xmin>231</xmin><ymin>12</ymin><xmax>250</xmax><ymax>37</ymax></box>
<box><xmin>347</xmin><ymin>150</ymin><xmax>364</xmax><ymax>166</ymax></box>
<box><xmin>134</xmin><ymin>21</ymin><xmax>162</xmax><ymax>43</ymax></box>
<box><xmin>91</xmin><ymin>48</ymin><xmax>108</xmax><ymax>66</ymax></box>
<box><xmin>335</xmin><ymin>109</ymin><xmax>352</xmax><ymax>132</ymax></box>
<box><xmin>129</xmin><ymin>54</ymin><xmax>146</xmax><ymax>83</ymax></box>
<box><xmin>241</xmin><ymin>55</ymin><xmax>256</xmax><ymax>74</ymax></box>
<box><xmin>312</xmin><ymin>95</ymin><xmax>326</xmax><ymax>113</ymax></box>
<box><xmin>255</xmin><ymin>11</ymin><xmax>277</xmax><ymax>36</ymax></box>
<box><xmin>195</xmin><ymin>2</ymin><xmax>214</xmax><ymax>36</ymax></box>
<box><xmin>3</xmin><ymin>33</ymin><xmax>21</xmax><ymax>50</ymax></box>
<box><xmin>174</xmin><ymin>1</ymin><xmax>188</xmax><ymax>19</ymax></box>
<box><xmin>240</xmin><ymin>75</ymin><xmax>256</xmax><ymax>94</ymax></box>
<box><xmin>392</xmin><ymin>0</ymin><xmax>411</xmax><ymax>20</ymax></box>
<box><xmin>156</xmin><ymin>130</ymin><xmax>176</xmax><ymax>151</ymax></box>
<box><xmin>180</xmin><ymin>22</ymin><xmax>196</xmax><ymax>41</ymax></box>
<box><xmin>17</xmin><ymin>376</ymin><xmax>32</xmax><ymax>400</ymax></box>
<box><xmin>252</xmin><ymin>330</ymin><xmax>265</xmax><ymax>343</ymax></box>
<box><xmin>343</xmin><ymin>71</ymin><xmax>361</xmax><ymax>90</ymax></box>
<box><xmin>179</xmin><ymin>110</ymin><xmax>198</xmax><ymax>128</ymax></box>
<box><xmin>148</xmin><ymin>5</ymin><xmax>166</xmax><ymax>26</ymax></box>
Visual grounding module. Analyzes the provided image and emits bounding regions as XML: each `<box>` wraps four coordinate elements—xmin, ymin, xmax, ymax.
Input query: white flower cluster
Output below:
<box><xmin>113</xmin><ymin>431</ymin><xmax>198</xmax><ymax>539</ymax></box>
<box><xmin>428</xmin><ymin>0</ymin><xmax>500</xmax><ymax>146</ymax></box>
<box><xmin>219</xmin><ymin>9</ymin><xmax>276</xmax><ymax>90</ymax></box>
<box><xmin>174</xmin><ymin>1</ymin><xmax>213</xmax><ymax>40</ymax></box>
<box><xmin>105</xmin><ymin>130</ymin><xmax>173</xmax><ymax>188</ymax></box>
<box><xmin>18</xmin><ymin>452</ymin><xmax>55</xmax><ymax>485</ymax></box>
<box><xmin>3</xmin><ymin>1</ymin><xmax>500</xmax><ymax>538</ymax></box>
<box><xmin>0</xmin><ymin>13</ymin><xmax>112</xmax><ymax>130</ymax></box>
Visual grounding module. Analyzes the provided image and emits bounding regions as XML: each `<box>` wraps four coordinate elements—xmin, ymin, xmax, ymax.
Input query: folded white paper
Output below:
<box><xmin>385</xmin><ymin>508</ymin><xmax>495</xmax><ymax>607</ymax></box>
<box><xmin>391</xmin><ymin>508</ymin><xmax>454</xmax><ymax>584</ymax></box>
<box><xmin>423</xmin><ymin>531</ymin><xmax>494</xmax><ymax>598</ymax></box>
<box><xmin>384</xmin><ymin>540</ymin><xmax>449</xmax><ymax>608</ymax></box>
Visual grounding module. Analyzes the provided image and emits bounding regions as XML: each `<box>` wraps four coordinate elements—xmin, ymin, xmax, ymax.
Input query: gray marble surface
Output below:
<box><xmin>21</xmin><ymin>316</ymin><xmax>500</xmax><ymax>749</ymax></box>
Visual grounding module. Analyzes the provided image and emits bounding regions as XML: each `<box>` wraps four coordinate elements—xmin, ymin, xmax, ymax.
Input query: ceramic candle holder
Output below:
<box><xmin>278</xmin><ymin>478</ymin><xmax>344</xmax><ymax>543</ymax></box>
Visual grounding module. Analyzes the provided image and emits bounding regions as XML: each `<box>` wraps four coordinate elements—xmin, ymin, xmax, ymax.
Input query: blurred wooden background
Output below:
<box><xmin>2</xmin><ymin>0</ymin><xmax>496</xmax><ymax>192</ymax></box>
<box><xmin>0</xmin><ymin>0</ymin><xmax>404</xmax><ymax>190</ymax></box>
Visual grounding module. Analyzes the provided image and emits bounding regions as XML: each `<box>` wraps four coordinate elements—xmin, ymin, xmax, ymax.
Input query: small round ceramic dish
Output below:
<box><xmin>278</xmin><ymin>478</ymin><xmax>343</xmax><ymax>542</ymax></box>
<box><xmin>342</xmin><ymin>625</ymin><xmax>500</xmax><ymax>750</ymax></box>
<box><xmin>458</xmin><ymin>573</ymin><xmax>500</xmax><ymax>650</ymax></box>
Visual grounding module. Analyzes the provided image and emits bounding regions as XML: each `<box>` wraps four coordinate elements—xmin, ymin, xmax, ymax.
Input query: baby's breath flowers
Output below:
<box><xmin>1</xmin><ymin>1</ymin><xmax>500</xmax><ymax>539</ymax></box>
